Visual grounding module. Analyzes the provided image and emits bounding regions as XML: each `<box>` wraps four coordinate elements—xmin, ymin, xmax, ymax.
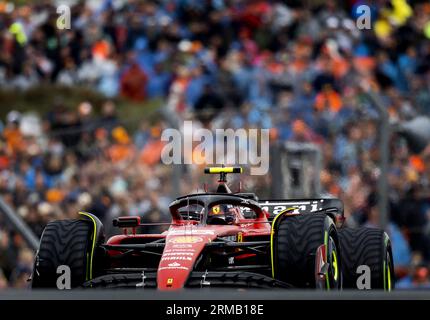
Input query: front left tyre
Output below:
<box><xmin>339</xmin><ymin>227</ymin><xmax>394</xmax><ymax>290</ymax></box>
<box><xmin>272</xmin><ymin>213</ymin><xmax>342</xmax><ymax>289</ymax></box>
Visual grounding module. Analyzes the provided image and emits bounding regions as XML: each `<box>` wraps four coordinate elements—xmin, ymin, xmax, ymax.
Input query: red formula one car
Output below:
<box><xmin>31</xmin><ymin>167</ymin><xmax>394</xmax><ymax>290</ymax></box>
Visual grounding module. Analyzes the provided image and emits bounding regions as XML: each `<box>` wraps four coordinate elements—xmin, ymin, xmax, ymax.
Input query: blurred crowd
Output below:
<box><xmin>1</xmin><ymin>0</ymin><xmax>430</xmax><ymax>289</ymax></box>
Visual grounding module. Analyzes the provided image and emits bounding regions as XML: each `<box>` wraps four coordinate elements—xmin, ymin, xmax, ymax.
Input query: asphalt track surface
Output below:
<box><xmin>1</xmin><ymin>289</ymin><xmax>430</xmax><ymax>300</ymax></box>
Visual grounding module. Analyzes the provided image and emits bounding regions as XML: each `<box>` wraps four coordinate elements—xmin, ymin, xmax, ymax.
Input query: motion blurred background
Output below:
<box><xmin>1</xmin><ymin>0</ymin><xmax>430</xmax><ymax>289</ymax></box>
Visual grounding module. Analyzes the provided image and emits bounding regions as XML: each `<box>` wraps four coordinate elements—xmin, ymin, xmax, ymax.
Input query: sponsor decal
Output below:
<box><xmin>159</xmin><ymin>261</ymin><xmax>189</xmax><ymax>271</ymax></box>
<box><xmin>171</xmin><ymin>244</ymin><xmax>193</xmax><ymax>249</ymax></box>
<box><xmin>239</xmin><ymin>223</ymin><xmax>253</xmax><ymax>227</ymax></box>
<box><xmin>258</xmin><ymin>200</ymin><xmax>322</xmax><ymax>215</ymax></box>
<box><xmin>168</xmin><ymin>236</ymin><xmax>203</xmax><ymax>244</ymax></box>
<box><xmin>212</xmin><ymin>205</ymin><xmax>221</xmax><ymax>215</ymax></box>
<box><xmin>161</xmin><ymin>256</ymin><xmax>192</xmax><ymax>261</ymax></box>
<box><xmin>165</xmin><ymin>248</ymin><xmax>195</xmax><ymax>253</ymax></box>
<box><xmin>159</xmin><ymin>266</ymin><xmax>189</xmax><ymax>271</ymax></box>
<box><xmin>238</xmin><ymin>232</ymin><xmax>243</xmax><ymax>242</ymax></box>
<box><xmin>168</xmin><ymin>230</ymin><xmax>215</xmax><ymax>235</ymax></box>
<box><xmin>169</xmin><ymin>262</ymin><xmax>181</xmax><ymax>267</ymax></box>
<box><xmin>163</xmin><ymin>252</ymin><xmax>194</xmax><ymax>256</ymax></box>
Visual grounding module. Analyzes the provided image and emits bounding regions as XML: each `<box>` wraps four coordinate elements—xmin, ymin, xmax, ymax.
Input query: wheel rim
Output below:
<box><xmin>387</xmin><ymin>263</ymin><xmax>392</xmax><ymax>291</ymax></box>
<box><xmin>327</xmin><ymin>236</ymin><xmax>340</xmax><ymax>289</ymax></box>
<box><xmin>332</xmin><ymin>248</ymin><xmax>339</xmax><ymax>282</ymax></box>
<box><xmin>385</xmin><ymin>251</ymin><xmax>393</xmax><ymax>291</ymax></box>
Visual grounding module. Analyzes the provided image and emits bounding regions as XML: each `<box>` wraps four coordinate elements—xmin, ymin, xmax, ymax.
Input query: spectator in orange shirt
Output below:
<box><xmin>3</xmin><ymin>121</ymin><xmax>25</xmax><ymax>156</ymax></box>
<box><xmin>140</xmin><ymin>125</ymin><xmax>165</xmax><ymax>166</ymax></box>
<box><xmin>314</xmin><ymin>84</ymin><xmax>343</xmax><ymax>113</ymax></box>
<box><xmin>108</xmin><ymin>127</ymin><xmax>135</xmax><ymax>163</ymax></box>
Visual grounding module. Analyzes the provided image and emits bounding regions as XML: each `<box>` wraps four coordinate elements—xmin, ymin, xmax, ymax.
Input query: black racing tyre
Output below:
<box><xmin>338</xmin><ymin>227</ymin><xmax>394</xmax><ymax>290</ymax></box>
<box><xmin>273</xmin><ymin>213</ymin><xmax>342</xmax><ymax>289</ymax></box>
<box><xmin>32</xmin><ymin>219</ymin><xmax>93</xmax><ymax>288</ymax></box>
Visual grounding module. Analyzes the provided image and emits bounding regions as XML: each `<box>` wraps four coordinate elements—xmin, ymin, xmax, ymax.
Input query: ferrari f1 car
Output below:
<box><xmin>31</xmin><ymin>167</ymin><xmax>394</xmax><ymax>290</ymax></box>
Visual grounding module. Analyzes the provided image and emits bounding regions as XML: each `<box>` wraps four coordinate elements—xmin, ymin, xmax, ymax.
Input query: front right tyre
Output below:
<box><xmin>32</xmin><ymin>218</ymin><xmax>98</xmax><ymax>288</ymax></box>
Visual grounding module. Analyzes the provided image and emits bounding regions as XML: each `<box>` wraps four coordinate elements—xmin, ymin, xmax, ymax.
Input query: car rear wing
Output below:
<box><xmin>258</xmin><ymin>198</ymin><xmax>344</xmax><ymax>222</ymax></box>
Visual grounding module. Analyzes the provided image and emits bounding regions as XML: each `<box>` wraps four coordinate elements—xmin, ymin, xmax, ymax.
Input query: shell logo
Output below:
<box><xmin>168</xmin><ymin>236</ymin><xmax>203</xmax><ymax>244</ymax></box>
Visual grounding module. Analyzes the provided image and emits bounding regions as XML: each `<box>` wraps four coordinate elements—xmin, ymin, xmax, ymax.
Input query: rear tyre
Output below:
<box><xmin>338</xmin><ymin>227</ymin><xmax>394</xmax><ymax>290</ymax></box>
<box><xmin>32</xmin><ymin>219</ymin><xmax>93</xmax><ymax>288</ymax></box>
<box><xmin>272</xmin><ymin>213</ymin><xmax>342</xmax><ymax>289</ymax></box>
